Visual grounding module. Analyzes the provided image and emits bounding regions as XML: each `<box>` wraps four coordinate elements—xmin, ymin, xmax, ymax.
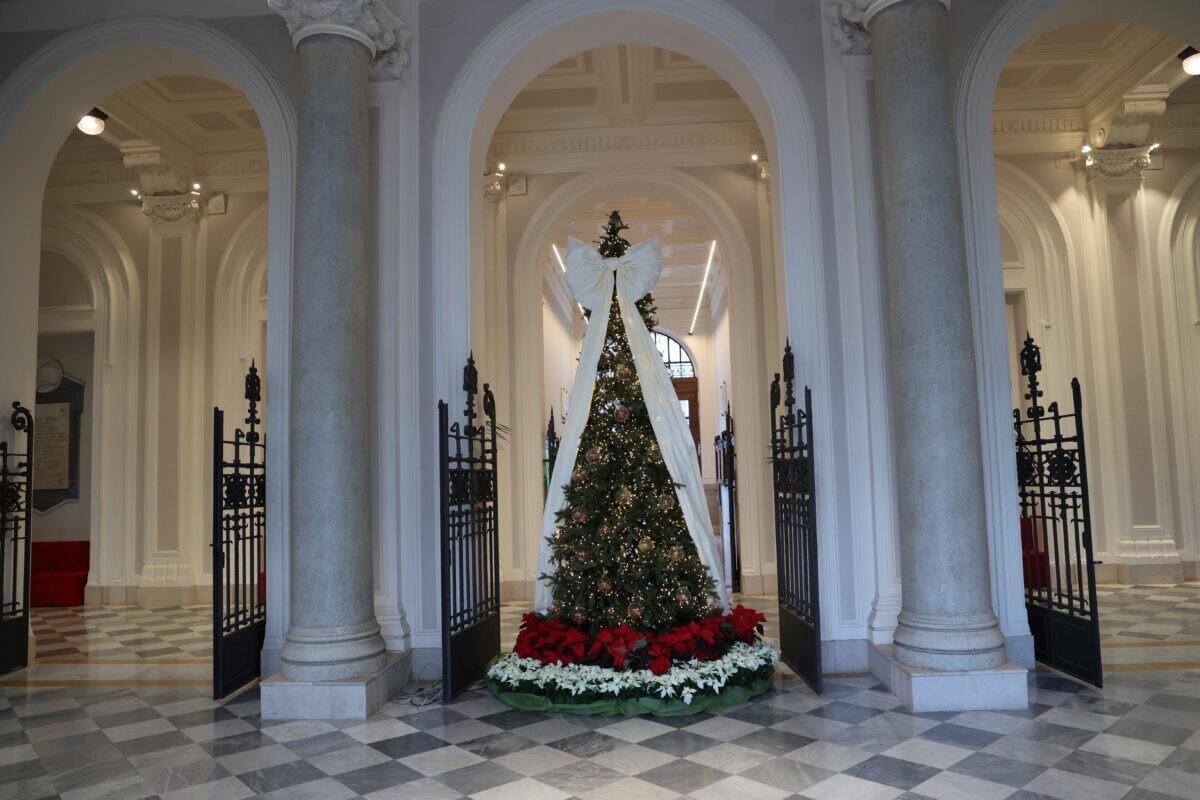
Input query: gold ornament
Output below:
<box><xmin>614</xmin><ymin>404</ymin><xmax>630</xmax><ymax>422</ymax></box>
<box><xmin>616</xmin><ymin>486</ymin><xmax>633</xmax><ymax>505</ymax></box>
<box><xmin>657</xmin><ymin>495</ymin><xmax>675</xmax><ymax>511</ymax></box>
<box><xmin>668</xmin><ymin>546</ymin><xmax>684</xmax><ymax>562</ymax></box>
<box><xmin>571</xmin><ymin>606</ymin><xmax>589</xmax><ymax>625</ymax></box>
<box><xmin>674</xmin><ymin>589</ymin><xmax>692</xmax><ymax>607</ymax></box>
<box><xmin>571</xmin><ymin>507</ymin><xmax>588</xmax><ymax>524</ymax></box>
<box><xmin>585</xmin><ymin>447</ymin><xmax>602</xmax><ymax>464</ymax></box>
<box><xmin>637</xmin><ymin>536</ymin><xmax>654</xmax><ymax>554</ymax></box>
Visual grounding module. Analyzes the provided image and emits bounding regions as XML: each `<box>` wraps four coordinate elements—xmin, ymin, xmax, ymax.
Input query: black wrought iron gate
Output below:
<box><xmin>440</xmin><ymin>354</ymin><xmax>500</xmax><ymax>701</ymax></box>
<box><xmin>1</xmin><ymin>403</ymin><xmax>32</xmax><ymax>676</ymax></box>
<box><xmin>770</xmin><ymin>343</ymin><xmax>821</xmax><ymax>693</ymax></box>
<box><xmin>1014</xmin><ymin>335</ymin><xmax>1102</xmax><ymax>687</ymax></box>
<box><xmin>212</xmin><ymin>364</ymin><xmax>267</xmax><ymax>699</ymax></box>
<box><xmin>714</xmin><ymin>404</ymin><xmax>741</xmax><ymax>593</ymax></box>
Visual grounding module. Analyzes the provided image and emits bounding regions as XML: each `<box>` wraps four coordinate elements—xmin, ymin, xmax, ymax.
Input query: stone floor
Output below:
<box><xmin>1</xmin><ymin>587</ymin><xmax>1199</xmax><ymax>799</ymax></box>
<box><xmin>32</xmin><ymin>606</ymin><xmax>212</xmax><ymax>661</ymax></box>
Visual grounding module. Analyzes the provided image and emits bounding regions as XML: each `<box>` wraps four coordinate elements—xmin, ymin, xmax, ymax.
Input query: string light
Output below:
<box><xmin>688</xmin><ymin>240</ymin><xmax>717</xmax><ymax>335</ymax></box>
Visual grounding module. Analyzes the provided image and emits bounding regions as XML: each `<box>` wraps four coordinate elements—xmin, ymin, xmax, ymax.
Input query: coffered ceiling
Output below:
<box><xmin>46</xmin><ymin>75</ymin><xmax>267</xmax><ymax>202</ymax></box>
<box><xmin>993</xmin><ymin>22</ymin><xmax>1198</xmax><ymax>153</ymax></box>
<box><xmin>489</xmin><ymin>45</ymin><xmax>764</xmax><ymax>174</ymax></box>
<box><xmin>553</xmin><ymin>197</ymin><xmax>724</xmax><ymax>316</ymax></box>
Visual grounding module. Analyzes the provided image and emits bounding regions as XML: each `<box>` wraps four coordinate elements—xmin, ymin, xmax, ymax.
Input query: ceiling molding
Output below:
<box><xmin>0</xmin><ymin>1</ymin><xmax>273</xmax><ymax>31</ymax></box>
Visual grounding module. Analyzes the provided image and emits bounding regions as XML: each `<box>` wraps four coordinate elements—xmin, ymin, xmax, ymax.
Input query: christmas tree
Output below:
<box><xmin>543</xmin><ymin>211</ymin><xmax>720</xmax><ymax>633</ymax></box>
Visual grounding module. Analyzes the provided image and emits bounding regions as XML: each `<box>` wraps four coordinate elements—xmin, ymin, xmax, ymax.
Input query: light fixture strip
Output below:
<box><xmin>551</xmin><ymin>243</ymin><xmax>587</xmax><ymax>321</ymax></box>
<box><xmin>689</xmin><ymin>240</ymin><xmax>717</xmax><ymax>335</ymax></box>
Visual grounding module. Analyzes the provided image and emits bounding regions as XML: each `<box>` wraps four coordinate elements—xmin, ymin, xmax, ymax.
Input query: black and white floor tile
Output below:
<box><xmin>31</xmin><ymin>606</ymin><xmax>212</xmax><ymax>661</ymax></box>
<box><xmin>2</xmin><ymin>586</ymin><xmax>1200</xmax><ymax>799</ymax></box>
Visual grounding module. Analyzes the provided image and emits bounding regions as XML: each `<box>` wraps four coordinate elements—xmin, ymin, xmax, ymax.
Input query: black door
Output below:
<box><xmin>714</xmin><ymin>404</ymin><xmax>741</xmax><ymax>593</ymax></box>
<box><xmin>1014</xmin><ymin>335</ymin><xmax>1102</xmax><ymax>687</ymax></box>
<box><xmin>212</xmin><ymin>364</ymin><xmax>267</xmax><ymax>699</ymax></box>
<box><xmin>0</xmin><ymin>404</ymin><xmax>32</xmax><ymax>675</ymax></box>
<box><xmin>770</xmin><ymin>344</ymin><xmax>822</xmax><ymax>693</ymax></box>
<box><xmin>440</xmin><ymin>355</ymin><xmax>501</xmax><ymax>701</ymax></box>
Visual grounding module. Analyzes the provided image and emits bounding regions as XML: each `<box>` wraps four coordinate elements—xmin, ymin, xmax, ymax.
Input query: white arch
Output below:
<box><xmin>39</xmin><ymin>205</ymin><xmax>142</xmax><ymax>599</ymax></box>
<box><xmin>956</xmin><ymin>0</ymin><xmax>1200</xmax><ymax>630</ymax></box>
<box><xmin>0</xmin><ymin>17</ymin><xmax>296</xmax><ymax>667</ymax></box>
<box><xmin>213</xmin><ymin>201</ymin><xmax>269</xmax><ymax>417</ymax></box>
<box><xmin>504</xmin><ymin>166</ymin><xmax>781</xmax><ymax>617</ymax></box>
<box><xmin>427</xmin><ymin>0</ymin><xmax>837</xmax><ymax>640</ymax></box>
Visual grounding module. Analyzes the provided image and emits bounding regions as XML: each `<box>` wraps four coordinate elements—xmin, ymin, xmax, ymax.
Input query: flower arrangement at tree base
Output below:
<box><xmin>485</xmin><ymin>605</ymin><xmax>779</xmax><ymax>716</ymax></box>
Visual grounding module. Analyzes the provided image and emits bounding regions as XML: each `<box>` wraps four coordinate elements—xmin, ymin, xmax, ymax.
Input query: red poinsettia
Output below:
<box><xmin>512</xmin><ymin>605</ymin><xmax>767</xmax><ymax>672</ymax></box>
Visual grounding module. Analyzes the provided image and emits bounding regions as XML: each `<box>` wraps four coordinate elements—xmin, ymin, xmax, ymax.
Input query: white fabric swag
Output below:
<box><xmin>533</xmin><ymin>236</ymin><xmax>729</xmax><ymax>614</ymax></box>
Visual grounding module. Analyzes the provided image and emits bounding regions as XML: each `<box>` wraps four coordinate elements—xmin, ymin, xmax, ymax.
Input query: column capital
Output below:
<box><xmin>483</xmin><ymin>174</ymin><xmax>507</xmax><ymax>206</ymax></box>
<box><xmin>268</xmin><ymin>0</ymin><xmax>412</xmax><ymax>81</ymax></box>
<box><xmin>1085</xmin><ymin>143</ymin><xmax>1157</xmax><ymax>184</ymax></box>
<box><xmin>141</xmin><ymin>193</ymin><xmax>203</xmax><ymax>224</ymax></box>
<box><xmin>827</xmin><ymin>0</ymin><xmax>950</xmax><ymax>53</ymax></box>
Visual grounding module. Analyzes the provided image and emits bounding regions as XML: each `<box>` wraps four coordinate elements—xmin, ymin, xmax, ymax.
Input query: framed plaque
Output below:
<box><xmin>33</xmin><ymin>357</ymin><xmax>84</xmax><ymax>513</ymax></box>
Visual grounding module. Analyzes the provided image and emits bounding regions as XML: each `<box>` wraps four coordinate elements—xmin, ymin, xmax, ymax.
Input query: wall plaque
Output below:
<box><xmin>33</xmin><ymin>357</ymin><xmax>84</xmax><ymax>512</ymax></box>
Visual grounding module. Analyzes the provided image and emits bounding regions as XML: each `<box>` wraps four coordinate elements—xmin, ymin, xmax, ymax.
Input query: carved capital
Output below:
<box><xmin>268</xmin><ymin>0</ymin><xmax>412</xmax><ymax>81</ymax></box>
<box><xmin>827</xmin><ymin>0</ymin><xmax>950</xmax><ymax>53</ymax></box>
<box><xmin>1085</xmin><ymin>144</ymin><xmax>1157</xmax><ymax>182</ymax></box>
<box><xmin>141</xmin><ymin>192</ymin><xmax>202</xmax><ymax>224</ymax></box>
<box><xmin>483</xmin><ymin>175</ymin><xmax>507</xmax><ymax>206</ymax></box>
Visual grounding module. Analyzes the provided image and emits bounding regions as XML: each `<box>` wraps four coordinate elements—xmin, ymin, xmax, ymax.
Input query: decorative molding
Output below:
<box><xmin>482</xmin><ymin>174</ymin><xmax>506</xmax><ymax>205</ymax></box>
<box><xmin>1085</xmin><ymin>144</ymin><xmax>1156</xmax><ymax>181</ymax></box>
<box><xmin>268</xmin><ymin>0</ymin><xmax>412</xmax><ymax>81</ymax></box>
<box><xmin>141</xmin><ymin>192</ymin><xmax>203</xmax><ymax>223</ymax></box>
<box><xmin>827</xmin><ymin>0</ymin><xmax>950</xmax><ymax>53</ymax></box>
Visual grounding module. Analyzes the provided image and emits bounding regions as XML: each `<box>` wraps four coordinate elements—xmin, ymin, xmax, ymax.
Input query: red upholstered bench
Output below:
<box><xmin>31</xmin><ymin>541</ymin><xmax>89</xmax><ymax>607</ymax></box>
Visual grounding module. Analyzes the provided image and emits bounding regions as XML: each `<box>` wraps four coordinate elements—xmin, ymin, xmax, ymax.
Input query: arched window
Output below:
<box><xmin>652</xmin><ymin>330</ymin><xmax>695</xmax><ymax>378</ymax></box>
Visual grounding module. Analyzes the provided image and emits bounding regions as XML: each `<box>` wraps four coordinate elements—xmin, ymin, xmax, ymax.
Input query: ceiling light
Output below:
<box><xmin>129</xmin><ymin>188</ymin><xmax>139</xmax><ymax>197</ymax></box>
<box><xmin>750</xmin><ymin>153</ymin><xmax>759</xmax><ymax>162</ymax></box>
<box><xmin>1080</xmin><ymin>144</ymin><xmax>1092</xmax><ymax>154</ymax></box>
<box><xmin>77</xmin><ymin>108</ymin><xmax>108</xmax><ymax>136</ymax></box>
<box><xmin>1181</xmin><ymin>46</ymin><xmax>1200</xmax><ymax>76</ymax></box>
<box><xmin>688</xmin><ymin>240</ymin><xmax>717</xmax><ymax>336</ymax></box>
<box><xmin>1149</xmin><ymin>142</ymin><xmax>1161</xmax><ymax>151</ymax></box>
<box><xmin>496</xmin><ymin>162</ymin><xmax>506</xmax><ymax>173</ymax></box>
<box><xmin>192</xmin><ymin>182</ymin><xmax>201</xmax><ymax>190</ymax></box>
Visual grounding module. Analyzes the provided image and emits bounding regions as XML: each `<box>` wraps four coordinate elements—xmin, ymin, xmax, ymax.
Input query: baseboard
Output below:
<box><xmin>1095</xmin><ymin>560</ymin><xmax>1186</xmax><ymax>585</ymax></box>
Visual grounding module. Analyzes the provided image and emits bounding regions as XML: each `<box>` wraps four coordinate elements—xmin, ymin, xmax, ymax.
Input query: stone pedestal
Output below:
<box><xmin>869</xmin><ymin>645</ymin><xmax>1027</xmax><ymax>712</ymax></box>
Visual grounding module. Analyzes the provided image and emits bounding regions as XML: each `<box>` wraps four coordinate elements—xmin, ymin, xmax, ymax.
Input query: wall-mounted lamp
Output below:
<box><xmin>1181</xmin><ymin>46</ymin><xmax>1200</xmax><ymax>76</ymax></box>
<box><xmin>77</xmin><ymin>108</ymin><xmax>108</xmax><ymax>136</ymax></box>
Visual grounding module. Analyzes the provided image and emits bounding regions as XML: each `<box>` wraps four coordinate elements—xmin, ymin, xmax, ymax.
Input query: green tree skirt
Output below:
<box><xmin>483</xmin><ymin>673</ymin><xmax>774</xmax><ymax>717</ymax></box>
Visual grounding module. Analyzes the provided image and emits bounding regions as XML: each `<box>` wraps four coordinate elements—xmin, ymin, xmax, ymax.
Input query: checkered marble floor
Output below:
<box><xmin>1097</xmin><ymin>583</ymin><xmax>1200</xmax><ymax>642</ymax></box>
<box><xmin>32</xmin><ymin>606</ymin><xmax>212</xmax><ymax>661</ymax></box>
<box><xmin>5</xmin><ymin>589</ymin><xmax>1200</xmax><ymax>800</ymax></box>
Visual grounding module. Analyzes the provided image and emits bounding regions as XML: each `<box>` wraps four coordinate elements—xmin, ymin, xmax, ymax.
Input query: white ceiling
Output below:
<box><xmin>557</xmin><ymin>198</ymin><xmax>723</xmax><ymax>315</ymax></box>
<box><xmin>994</xmin><ymin>21</ymin><xmax>1198</xmax><ymax>152</ymax></box>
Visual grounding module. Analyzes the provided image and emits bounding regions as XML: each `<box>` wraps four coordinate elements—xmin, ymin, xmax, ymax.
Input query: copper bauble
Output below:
<box><xmin>616</xmin><ymin>364</ymin><xmax>632</xmax><ymax>379</ymax></box>
<box><xmin>585</xmin><ymin>447</ymin><xmax>602</xmax><ymax>464</ymax></box>
<box><xmin>572</xmin><ymin>470</ymin><xmax>587</xmax><ymax>485</ymax></box>
<box><xmin>597</xmin><ymin>576</ymin><xmax>612</xmax><ymax>593</ymax></box>
<box><xmin>616</xmin><ymin>486</ymin><xmax>633</xmax><ymax>506</ymax></box>
<box><xmin>674</xmin><ymin>589</ymin><xmax>692</xmax><ymax>607</ymax></box>
<box><xmin>627</xmin><ymin>604</ymin><xmax>643</xmax><ymax>620</ymax></box>
<box><xmin>668</xmin><ymin>546</ymin><xmax>684</xmax><ymax>562</ymax></box>
<box><xmin>571</xmin><ymin>606</ymin><xmax>588</xmax><ymax>625</ymax></box>
<box><xmin>637</xmin><ymin>536</ymin><xmax>654</xmax><ymax>554</ymax></box>
<box><xmin>571</xmin><ymin>507</ymin><xmax>588</xmax><ymax>524</ymax></box>
<box><xmin>657</xmin><ymin>495</ymin><xmax>675</xmax><ymax>511</ymax></box>
<box><xmin>614</xmin><ymin>405</ymin><xmax>630</xmax><ymax>422</ymax></box>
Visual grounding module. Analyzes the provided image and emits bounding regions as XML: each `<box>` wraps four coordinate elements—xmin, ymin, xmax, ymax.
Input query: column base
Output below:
<box><xmin>870</xmin><ymin>643</ymin><xmax>1027</xmax><ymax>712</ymax></box>
<box><xmin>261</xmin><ymin>651</ymin><xmax>409</xmax><ymax>720</ymax></box>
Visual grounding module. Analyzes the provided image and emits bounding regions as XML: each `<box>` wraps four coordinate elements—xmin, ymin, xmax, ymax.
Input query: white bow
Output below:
<box><xmin>564</xmin><ymin>236</ymin><xmax>661</xmax><ymax>311</ymax></box>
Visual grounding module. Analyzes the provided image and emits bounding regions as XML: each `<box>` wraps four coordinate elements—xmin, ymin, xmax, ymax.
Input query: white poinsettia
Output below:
<box><xmin>486</xmin><ymin>639</ymin><xmax>779</xmax><ymax>704</ymax></box>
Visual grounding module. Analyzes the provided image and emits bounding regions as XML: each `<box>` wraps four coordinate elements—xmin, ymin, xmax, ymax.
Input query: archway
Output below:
<box><xmin>423</xmin><ymin>0</ymin><xmax>846</xmax><ymax>657</ymax></box>
<box><xmin>0</xmin><ymin>17</ymin><xmax>296</xmax><ymax>671</ymax></box>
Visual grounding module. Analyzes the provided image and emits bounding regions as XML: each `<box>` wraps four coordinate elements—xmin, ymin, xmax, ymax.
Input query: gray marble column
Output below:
<box><xmin>867</xmin><ymin>0</ymin><xmax>1007</xmax><ymax>671</ymax></box>
<box><xmin>281</xmin><ymin>32</ymin><xmax>385</xmax><ymax>681</ymax></box>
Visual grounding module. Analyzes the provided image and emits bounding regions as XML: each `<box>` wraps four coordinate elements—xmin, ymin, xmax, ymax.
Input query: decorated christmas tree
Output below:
<box><xmin>542</xmin><ymin>211</ymin><xmax>720</xmax><ymax>632</ymax></box>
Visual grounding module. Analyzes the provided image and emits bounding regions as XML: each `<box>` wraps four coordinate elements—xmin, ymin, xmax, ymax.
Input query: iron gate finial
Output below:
<box><xmin>782</xmin><ymin>340</ymin><xmax>795</xmax><ymax>412</ymax></box>
<box><xmin>463</xmin><ymin>352</ymin><xmax>479</xmax><ymax>424</ymax></box>
<box><xmin>1018</xmin><ymin>333</ymin><xmax>1044</xmax><ymax>420</ymax></box>
<box><xmin>243</xmin><ymin>362</ymin><xmax>262</xmax><ymax>443</ymax></box>
<box><xmin>10</xmin><ymin>401</ymin><xmax>31</xmax><ymax>433</ymax></box>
